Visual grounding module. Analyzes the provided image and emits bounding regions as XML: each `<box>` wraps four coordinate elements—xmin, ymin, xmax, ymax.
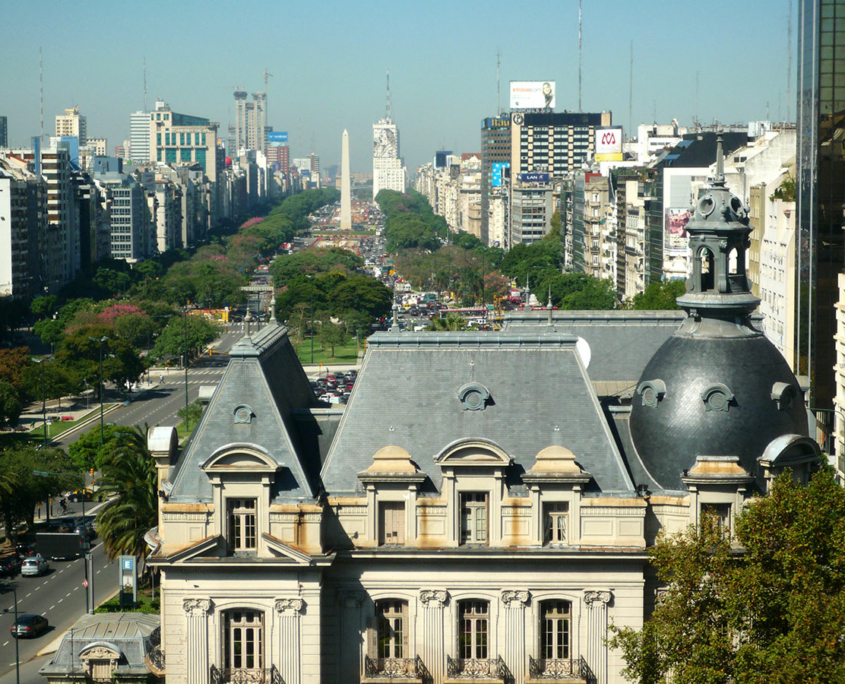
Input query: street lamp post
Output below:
<box><xmin>4</xmin><ymin>580</ymin><xmax>20</xmax><ymax>684</ymax></box>
<box><xmin>88</xmin><ymin>336</ymin><xmax>109</xmax><ymax>445</ymax></box>
<box><xmin>31</xmin><ymin>357</ymin><xmax>53</xmax><ymax>447</ymax></box>
<box><xmin>182</xmin><ymin>305</ymin><xmax>189</xmax><ymax>429</ymax></box>
<box><xmin>306</xmin><ymin>275</ymin><xmax>315</xmax><ymax>364</ymax></box>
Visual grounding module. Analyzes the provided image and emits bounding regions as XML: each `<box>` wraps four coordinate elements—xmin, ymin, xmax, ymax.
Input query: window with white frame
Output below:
<box><xmin>226</xmin><ymin>498</ymin><xmax>257</xmax><ymax>552</ymax></box>
<box><xmin>702</xmin><ymin>502</ymin><xmax>731</xmax><ymax>534</ymax></box>
<box><xmin>379</xmin><ymin>502</ymin><xmax>405</xmax><ymax>546</ymax></box>
<box><xmin>460</xmin><ymin>492</ymin><xmax>488</xmax><ymax>545</ymax></box>
<box><xmin>223</xmin><ymin>610</ymin><xmax>264</xmax><ymax>674</ymax></box>
<box><xmin>376</xmin><ymin>600</ymin><xmax>408</xmax><ymax>658</ymax></box>
<box><xmin>541</xmin><ymin>601</ymin><xmax>571</xmax><ymax>659</ymax></box>
<box><xmin>458</xmin><ymin>601</ymin><xmax>489</xmax><ymax>659</ymax></box>
<box><xmin>543</xmin><ymin>502</ymin><xmax>569</xmax><ymax>545</ymax></box>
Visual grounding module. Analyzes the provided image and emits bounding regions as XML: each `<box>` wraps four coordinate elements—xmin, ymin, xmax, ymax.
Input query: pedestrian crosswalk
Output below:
<box><xmin>191</xmin><ymin>369</ymin><xmax>226</xmax><ymax>376</ymax></box>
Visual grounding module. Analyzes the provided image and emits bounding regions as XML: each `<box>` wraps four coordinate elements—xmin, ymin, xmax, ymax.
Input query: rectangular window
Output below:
<box><xmin>702</xmin><ymin>503</ymin><xmax>731</xmax><ymax>533</ymax></box>
<box><xmin>202</xmin><ymin>133</ymin><xmax>206</xmax><ymax>145</ymax></box>
<box><xmin>157</xmin><ymin>149</ymin><xmax>162</xmax><ymax>162</ymax></box>
<box><xmin>544</xmin><ymin>502</ymin><xmax>569</xmax><ymax>545</ymax></box>
<box><xmin>460</xmin><ymin>492</ymin><xmax>488</xmax><ymax>545</ymax></box>
<box><xmin>180</xmin><ymin>132</ymin><xmax>186</xmax><ymax>146</ymax></box>
<box><xmin>459</xmin><ymin>601</ymin><xmax>489</xmax><ymax>659</ymax></box>
<box><xmin>181</xmin><ymin>148</ymin><xmax>192</xmax><ymax>162</ymax></box>
<box><xmin>378</xmin><ymin>502</ymin><xmax>405</xmax><ymax>545</ymax></box>
<box><xmin>227</xmin><ymin>498</ymin><xmax>257</xmax><ymax>552</ymax></box>
<box><xmin>157</xmin><ymin>133</ymin><xmax>161</xmax><ymax>146</ymax></box>
<box><xmin>541</xmin><ymin>601</ymin><xmax>571</xmax><ymax>659</ymax></box>
<box><xmin>166</xmin><ymin>149</ymin><xmax>176</xmax><ymax>164</ymax></box>
<box><xmin>376</xmin><ymin>600</ymin><xmax>407</xmax><ymax>658</ymax></box>
<box><xmin>196</xmin><ymin>148</ymin><xmax>206</xmax><ymax>171</ymax></box>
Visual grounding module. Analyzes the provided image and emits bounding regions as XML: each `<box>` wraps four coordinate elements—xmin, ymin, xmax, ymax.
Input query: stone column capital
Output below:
<box><xmin>420</xmin><ymin>590</ymin><xmax>449</xmax><ymax>608</ymax></box>
<box><xmin>502</xmin><ymin>590</ymin><xmax>530</xmax><ymax>608</ymax></box>
<box><xmin>338</xmin><ymin>589</ymin><xmax>366</xmax><ymax>609</ymax></box>
<box><xmin>275</xmin><ymin>598</ymin><xmax>305</xmax><ymax>615</ymax></box>
<box><xmin>182</xmin><ymin>598</ymin><xmax>212</xmax><ymax>616</ymax></box>
<box><xmin>583</xmin><ymin>590</ymin><xmax>613</xmax><ymax>606</ymax></box>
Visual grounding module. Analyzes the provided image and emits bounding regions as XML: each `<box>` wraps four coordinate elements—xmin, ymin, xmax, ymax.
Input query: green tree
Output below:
<box><xmin>629</xmin><ymin>279</ymin><xmax>686</xmax><ymax>310</ymax></box>
<box><xmin>177</xmin><ymin>400</ymin><xmax>203</xmax><ymax>430</ymax></box>
<box><xmin>329</xmin><ymin>276</ymin><xmax>393</xmax><ymax>319</ymax></box>
<box><xmin>318</xmin><ymin>319</ymin><xmax>350</xmax><ymax>358</ymax></box>
<box><xmin>95</xmin><ymin>426</ymin><xmax>157</xmax><ymax>561</ymax></box>
<box><xmin>427</xmin><ymin>313</ymin><xmax>468</xmax><ymax>331</ymax></box>
<box><xmin>69</xmin><ymin>423</ymin><xmax>141</xmax><ymax>472</ymax></box>
<box><xmin>56</xmin><ymin>325</ymin><xmax>144</xmax><ymax>395</ymax></box>
<box><xmin>30</xmin><ymin>295</ymin><xmax>59</xmax><ymax>318</ymax></box>
<box><xmin>0</xmin><ymin>381</ymin><xmax>22</xmax><ymax>426</ymax></box>
<box><xmin>152</xmin><ymin>316</ymin><xmax>220</xmax><ymax>362</ymax></box>
<box><xmin>608</xmin><ymin>467</ymin><xmax>845</xmax><ymax>684</ymax></box>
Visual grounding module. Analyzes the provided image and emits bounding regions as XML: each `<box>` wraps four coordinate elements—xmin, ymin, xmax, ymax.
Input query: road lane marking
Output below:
<box><xmin>41</xmin><ymin>613</ymin><xmax>46</xmax><ymax>616</ymax></box>
<box><xmin>74</xmin><ymin>586</ymin><xmax>79</xmax><ymax>591</ymax></box>
<box><xmin>26</xmin><ymin>593</ymin><xmax>31</xmax><ymax>597</ymax></box>
<box><xmin>58</xmin><ymin>599</ymin><xmax>63</xmax><ymax>603</ymax></box>
<box><xmin>35</xmin><ymin>586</ymin><xmax>39</xmax><ymax>591</ymax></box>
<box><xmin>96</xmin><ymin>570</ymin><xmax>101</xmax><ymax>574</ymax></box>
<box><xmin>66</xmin><ymin>593</ymin><xmax>71</xmax><ymax>597</ymax></box>
<box><xmin>49</xmin><ymin>605</ymin><xmax>54</xmax><ymax>609</ymax></box>
<box><xmin>2</xmin><ymin>642</ymin><xmax>6</xmax><ymax>647</ymax></box>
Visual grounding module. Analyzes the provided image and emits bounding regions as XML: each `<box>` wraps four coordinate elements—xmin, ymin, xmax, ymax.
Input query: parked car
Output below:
<box><xmin>10</xmin><ymin>614</ymin><xmax>49</xmax><ymax>638</ymax></box>
<box><xmin>0</xmin><ymin>555</ymin><xmax>22</xmax><ymax>576</ymax></box>
<box><xmin>21</xmin><ymin>556</ymin><xmax>49</xmax><ymax>577</ymax></box>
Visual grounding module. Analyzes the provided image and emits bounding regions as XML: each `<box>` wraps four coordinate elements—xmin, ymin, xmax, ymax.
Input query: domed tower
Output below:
<box><xmin>630</xmin><ymin>136</ymin><xmax>814</xmax><ymax>491</ymax></box>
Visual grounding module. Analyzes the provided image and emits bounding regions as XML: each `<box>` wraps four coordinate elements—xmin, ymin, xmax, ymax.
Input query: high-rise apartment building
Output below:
<box><xmin>130</xmin><ymin>111</ymin><xmax>151</xmax><ymax>162</ymax></box>
<box><xmin>509</xmin><ymin>173</ymin><xmax>554</xmax><ymax>246</ymax></box>
<box><xmin>233</xmin><ymin>90</ymin><xmax>268</xmax><ymax>154</ymax></box>
<box><xmin>94</xmin><ymin>172</ymin><xmax>149</xmax><ymax>262</ymax></box>
<box><xmin>571</xmin><ymin>172</ymin><xmax>612</xmax><ymax>278</ymax></box>
<box><xmin>55</xmin><ymin>106</ymin><xmax>87</xmax><ymax>145</ymax></box>
<box><xmin>797</xmin><ymin>0</ymin><xmax>844</xmax><ymax>411</ymax></box>
<box><xmin>373</xmin><ymin>118</ymin><xmax>406</xmax><ymax>198</ymax></box>
<box><xmin>480</xmin><ymin>116</ymin><xmax>511</xmax><ymax>245</ymax></box>
<box><xmin>0</xmin><ymin>116</ymin><xmax>7</xmax><ymax>148</ymax></box>
<box><xmin>149</xmin><ymin>100</ymin><xmax>219</xmax><ymax>181</ymax></box>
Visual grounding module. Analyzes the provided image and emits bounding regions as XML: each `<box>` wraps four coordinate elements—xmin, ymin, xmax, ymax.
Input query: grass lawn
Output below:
<box><xmin>293</xmin><ymin>337</ymin><xmax>361</xmax><ymax>365</ymax></box>
<box><xmin>96</xmin><ymin>586</ymin><xmax>160</xmax><ymax>614</ymax></box>
<box><xmin>0</xmin><ymin>404</ymin><xmax>119</xmax><ymax>448</ymax></box>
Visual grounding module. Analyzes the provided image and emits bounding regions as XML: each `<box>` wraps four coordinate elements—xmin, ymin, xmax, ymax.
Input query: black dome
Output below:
<box><xmin>630</xmin><ymin>333</ymin><xmax>809</xmax><ymax>491</ymax></box>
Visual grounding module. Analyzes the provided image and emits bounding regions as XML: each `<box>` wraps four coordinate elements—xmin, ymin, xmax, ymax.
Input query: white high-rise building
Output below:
<box><xmin>373</xmin><ymin>119</ymin><xmax>406</xmax><ymax>198</ymax></box>
<box><xmin>55</xmin><ymin>106</ymin><xmax>87</xmax><ymax>145</ymax></box>
<box><xmin>130</xmin><ymin>111</ymin><xmax>151</xmax><ymax>162</ymax></box>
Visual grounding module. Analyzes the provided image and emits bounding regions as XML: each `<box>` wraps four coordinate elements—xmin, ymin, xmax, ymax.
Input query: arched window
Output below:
<box><xmin>728</xmin><ymin>247</ymin><xmax>739</xmax><ymax>276</ymax></box>
<box><xmin>458</xmin><ymin>600</ymin><xmax>489</xmax><ymax>659</ymax></box>
<box><xmin>699</xmin><ymin>247</ymin><xmax>715</xmax><ymax>291</ymax></box>
<box><xmin>376</xmin><ymin>600</ymin><xmax>408</xmax><ymax>658</ymax></box>
<box><xmin>222</xmin><ymin>610</ymin><xmax>264</xmax><ymax>677</ymax></box>
<box><xmin>541</xmin><ymin>600</ymin><xmax>571</xmax><ymax>660</ymax></box>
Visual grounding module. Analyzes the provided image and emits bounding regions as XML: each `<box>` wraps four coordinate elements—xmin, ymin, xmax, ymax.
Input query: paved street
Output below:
<box><xmin>0</xmin><ymin>537</ymin><xmax>120</xmax><ymax>683</ymax></box>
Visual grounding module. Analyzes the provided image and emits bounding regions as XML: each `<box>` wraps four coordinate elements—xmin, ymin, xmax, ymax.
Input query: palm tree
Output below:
<box><xmin>95</xmin><ymin>425</ymin><xmax>157</xmax><ymax>561</ymax></box>
<box><xmin>426</xmin><ymin>313</ymin><xmax>468</xmax><ymax>331</ymax></box>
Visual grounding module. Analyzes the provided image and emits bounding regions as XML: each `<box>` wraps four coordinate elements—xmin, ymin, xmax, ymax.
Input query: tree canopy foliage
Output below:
<box><xmin>376</xmin><ymin>189</ymin><xmax>449</xmax><ymax>251</ymax></box>
<box><xmin>629</xmin><ymin>279</ymin><xmax>685</xmax><ymax>310</ymax></box>
<box><xmin>608</xmin><ymin>467</ymin><xmax>845</xmax><ymax>684</ymax></box>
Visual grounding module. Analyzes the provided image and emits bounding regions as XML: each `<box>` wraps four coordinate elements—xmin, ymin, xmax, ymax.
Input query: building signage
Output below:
<box><xmin>595</xmin><ymin>126</ymin><xmax>623</xmax><ymax>161</ymax></box>
<box><xmin>491</xmin><ymin>162</ymin><xmax>510</xmax><ymax>187</ymax></box>
<box><xmin>519</xmin><ymin>172</ymin><xmax>550</xmax><ymax>183</ymax></box>
<box><xmin>267</xmin><ymin>131</ymin><xmax>288</xmax><ymax>143</ymax></box>
<box><xmin>510</xmin><ymin>81</ymin><xmax>556</xmax><ymax>110</ymax></box>
<box><xmin>484</xmin><ymin>117</ymin><xmax>511</xmax><ymax>129</ymax></box>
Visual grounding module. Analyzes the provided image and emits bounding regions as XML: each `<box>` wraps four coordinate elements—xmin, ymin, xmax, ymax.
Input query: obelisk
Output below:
<box><xmin>340</xmin><ymin>129</ymin><xmax>352</xmax><ymax>230</ymax></box>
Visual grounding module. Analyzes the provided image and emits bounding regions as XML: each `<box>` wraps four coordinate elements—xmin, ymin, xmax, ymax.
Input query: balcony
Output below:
<box><xmin>446</xmin><ymin>655</ymin><xmax>512</xmax><ymax>683</ymax></box>
<box><xmin>527</xmin><ymin>656</ymin><xmax>595</xmax><ymax>684</ymax></box>
<box><xmin>364</xmin><ymin>655</ymin><xmax>430</xmax><ymax>683</ymax></box>
<box><xmin>210</xmin><ymin>665</ymin><xmax>283</xmax><ymax>684</ymax></box>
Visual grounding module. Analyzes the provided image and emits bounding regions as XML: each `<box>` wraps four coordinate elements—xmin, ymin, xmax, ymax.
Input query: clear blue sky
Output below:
<box><xmin>1</xmin><ymin>0</ymin><xmax>793</xmax><ymax>175</ymax></box>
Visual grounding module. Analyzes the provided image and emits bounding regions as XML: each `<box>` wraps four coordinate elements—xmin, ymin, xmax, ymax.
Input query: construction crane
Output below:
<box><xmin>262</xmin><ymin>70</ymin><xmax>273</xmax><ymax>93</ymax></box>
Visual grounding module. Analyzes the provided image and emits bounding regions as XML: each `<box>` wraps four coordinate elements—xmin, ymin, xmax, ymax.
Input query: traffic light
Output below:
<box><xmin>209</xmin><ymin>349</ymin><xmax>213</xmax><ymax>356</ymax></box>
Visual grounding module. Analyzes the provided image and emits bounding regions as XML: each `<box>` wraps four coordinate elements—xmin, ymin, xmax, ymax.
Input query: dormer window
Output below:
<box><xmin>460</xmin><ymin>492</ymin><xmax>488</xmax><ymax>545</ymax></box>
<box><xmin>227</xmin><ymin>498</ymin><xmax>257</xmax><ymax>553</ymax></box>
<box><xmin>701</xmin><ymin>383</ymin><xmax>734</xmax><ymax>412</ymax></box>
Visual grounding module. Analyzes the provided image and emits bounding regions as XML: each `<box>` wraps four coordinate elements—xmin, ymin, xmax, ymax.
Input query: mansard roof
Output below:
<box><xmin>167</xmin><ymin>323</ymin><xmax>321</xmax><ymax>504</ymax></box>
<box><xmin>320</xmin><ymin>331</ymin><xmax>635</xmax><ymax>495</ymax></box>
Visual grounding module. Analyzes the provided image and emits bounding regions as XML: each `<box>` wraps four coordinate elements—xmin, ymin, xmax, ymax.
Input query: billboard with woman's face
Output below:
<box><xmin>510</xmin><ymin>81</ymin><xmax>556</xmax><ymax>109</ymax></box>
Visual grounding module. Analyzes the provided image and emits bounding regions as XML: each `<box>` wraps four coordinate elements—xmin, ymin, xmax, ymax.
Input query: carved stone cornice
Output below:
<box><xmin>275</xmin><ymin>598</ymin><xmax>305</xmax><ymax>615</ymax></box>
<box><xmin>501</xmin><ymin>590</ymin><xmax>530</xmax><ymax>608</ymax></box>
<box><xmin>419</xmin><ymin>590</ymin><xmax>448</xmax><ymax>608</ymax></box>
<box><xmin>337</xmin><ymin>590</ymin><xmax>366</xmax><ymax>609</ymax></box>
<box><xmin>583</xmin><ymin>590</ymin><xmax>612</xmax><ymax>606</ymax></box>
<box><xmin>182</xmin><ymin>598</ymin><xmax>212</xmax><ymax>616</ymax></box>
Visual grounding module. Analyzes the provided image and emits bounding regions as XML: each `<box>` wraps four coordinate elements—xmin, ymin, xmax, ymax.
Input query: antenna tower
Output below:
<box><xmin>263</xmin><ymin>68</ymin><xmax>273</xmax><ymax>124</ymax></box>
<box><xmin>39</xmin><ymin>47</ymin><xmax>44</xmax><ymax>142</ymax></box>
<box><xmin>496</xmin><ymin>50</ymin><xmax>501</xmax><ymax>115</ymax></box>
<box><xmin>695</xmin><ymin>71</ymin><xmax>699</xmax><ymax>125</ymax></box>
<box><xmin>386</xmin><ymin>68</ymin><xmax>392</xmax><ymax>121</ymax></box>
<box><xmin>787</xmin><ymin>0</ymin><xmax>793</xmax><ymax>122</ymax></box>
<box><xmin>578</xmin><ymin>0</ymin><xmax>583</xmax><ymax>112</ymax></box>
<box><xmin>143</xmin><ymin>56</ymin><xmax>148</xmax><ymax>111</ymax></box>
<box><xmin>628</xmin><ymin>41</ymin><xmax>633</xmax><ymax>138</ymax></box>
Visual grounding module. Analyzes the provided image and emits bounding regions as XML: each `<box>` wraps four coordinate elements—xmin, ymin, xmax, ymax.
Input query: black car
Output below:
<box><xmin>0</xmin><ymin>555</ymin><xmax>22</xmax><ymax>576</ymax></box>
<box><xmin>11</xmin><ymin>614</ymin><xmax>49</xmax><ymax>638</ymax></box>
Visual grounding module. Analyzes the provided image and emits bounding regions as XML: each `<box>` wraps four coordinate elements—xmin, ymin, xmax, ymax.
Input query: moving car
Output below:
<box><xmin>68</xmin><ymin>488</ymin><xmax>94</xmax><ymax>502</ymax></box>
<box><xmin>10</xmin><ymin>614</ymin><xmax>49</xmax><ymax>638</ymax></box>
<box><xmin>21</xmin><ymin>555</ymin><xmax>49</xmax><ymax>577</ymax></box>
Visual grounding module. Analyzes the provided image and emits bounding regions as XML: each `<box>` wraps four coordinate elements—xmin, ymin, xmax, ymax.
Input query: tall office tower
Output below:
<box><xmin>149</xmin><ymin>100</ymin><xmax>219</xmax><ymax>181</ymax></box>
<box><xmin>373</xmin><ymin>70</ymin><xmax>407</xmax><ymax>199</ymax></box>
<box><xmin>0</xmin><ymin>116</ymin><xmax>7</xmax><ymax>148</ymax></box>
<box><xmin>340</xmin><ymin>130</ymin><xmax>351</xmax><ymax>230</ymax></box>
<box><xmin>797</xmin><ymin>0</ymin><xmax>843</xmax><ymax>413</ymax></box>
<box><xmin>309</xmin><ymin>153</ymin><xmax>320</xmax><ymax>177</ymax></box>
<box><xmin>130</xmin><ymin>111</ymin><xmax>151</xmax><ymax>161</ymax></box>
<box><xmin>480</xmin><ymin>115</ymin><xmax>511</xmax><ymax>245</ymax></box>
<box><xmin>55</xmin><ymin>106</ymin><xmax>87</xmax><ymax>145</ymax></box>
<box><xmin>234</xmin><ymin>90</ymin><xmax>249</xmax><ymax>153</ymax></box>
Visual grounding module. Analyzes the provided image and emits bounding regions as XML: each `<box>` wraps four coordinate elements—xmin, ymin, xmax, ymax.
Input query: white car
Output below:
<box><xmin>21</xmin><ymin>556</ymin><xmax>49</xmax><ymax>577</ymax></box>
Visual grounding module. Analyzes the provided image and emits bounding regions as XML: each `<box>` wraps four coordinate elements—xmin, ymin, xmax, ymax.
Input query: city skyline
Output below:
<box><xmin>1</xmin><ymin>0</ymin><xmax>793</xmax><ymax>173</ymax></box>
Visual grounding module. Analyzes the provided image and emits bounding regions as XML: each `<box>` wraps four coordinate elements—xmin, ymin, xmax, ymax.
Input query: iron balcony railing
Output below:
<box><xmin>446</xmin><ymin>654</ymin><xmax>512</xmax><ymax>681</ymax></box>
<box><xmin>528</xmin><ymin>656</ymin><xmax>596</xmax><ymax>683</ymax></box>
<box><xmin>364</xmin><ymin>655</ymin><xmax>431</xmax><ymax>681</ymax></box>
<box><xmin>210</xmin><ymin>664</ymin><xmax>284</xmax><ymax>684</ymax></box>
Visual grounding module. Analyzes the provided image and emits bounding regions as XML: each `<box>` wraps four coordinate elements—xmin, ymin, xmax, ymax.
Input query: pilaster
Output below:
<box><xmin>502</xmin><ymin>591</ymin><xmax>530</xmax><ymax>684</ymax></box>
<box><xmin>183</xmin><ymin>598</ymin><xmax>212</xmax><ymax>684</ymax></box>
<box><xmin>420</xmin><ymin>590</ymin><xmax>448</xmax><ymax>684</ymax></box>
<box><xmin>275</xmin><ymin>598</ymin><xmax>305</xmax><ymax>684</ymax></box>
<box><xmin>583</xmin><ymin>591</ymin><xmax>612</xmax><ymax>684</ymax></box>
<box><xmin>339</xmin><ymin>590</ymin><xmax>365</xmax><ymax>683</ymax></box>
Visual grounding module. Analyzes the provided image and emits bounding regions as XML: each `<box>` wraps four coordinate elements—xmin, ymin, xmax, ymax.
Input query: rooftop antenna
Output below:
<box><xmin>263</xmin><ymin>68</ymin><xmax>273</xmax><ymax>125</ymax></box>
<box><xmin>547</xmin><ymin>285</ymin><xmax>553</xmax><ymax>324</ymax></box>
<box><xmin>695</xmin><ymin>71</ymin><xmax>699</xmax><ymax>125</ymax></box>
<box><xmin>628</xmin><ymin>41</ymin><xmax>633</xmax><ymax>139</ymax></box>
<box><xmin>496</xmin><ymin>50</ymin><xmax>501</xmax><ymax>115</ymax></box>
<box><xmin>578</xmin><ymin>0</ymin><xmax>583</xmax><ymax>112</ymax></box>
<box><xmin>39</xmin><ymin>47</ymin><xmax>44</xmax><ymax>142</ymax></box>
<box><xmin>143</xmin><ymin>55</ymin><xmax>148</xmax><ymax>112</ymax></box>
<box><xmin>386</xmin><ymin>68</ymin><xmax>392</xmax><ymax>122</ymax></box>
<box><xmin>787</xmin><ymin>0</ymin><xmax>793</xmax><ymax>122</ymax></box>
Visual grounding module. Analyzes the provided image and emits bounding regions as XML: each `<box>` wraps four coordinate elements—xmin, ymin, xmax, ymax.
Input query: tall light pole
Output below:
<box><xmin>31</xmin><ymin>357</ymin><xmax>53</xmax><ymax>447</ymax></box>
<box><xmin>182</xmin><ymin>305</ymin><xmax>190</xmax><ymax>429</ymax></box>
<box><xmin>89</xmin><ymin>336</ymin><xmax>108</xmax><ymax>445</ymax></box>
<box><xmin>306</xmin><ymin>275</ymin><xmax>315</xmax><ymax>364</ymax></box>
<box><xmin>4</xmin><ymin>579</ymin><xmax>20</xmax><ymax>684</ymax></box>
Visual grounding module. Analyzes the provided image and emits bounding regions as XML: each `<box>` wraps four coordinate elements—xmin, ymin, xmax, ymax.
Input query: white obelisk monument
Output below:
<box><xmin>340</xmin><ymin>129</ymin><xmax>352</xmax><ymax>230</ymax></box>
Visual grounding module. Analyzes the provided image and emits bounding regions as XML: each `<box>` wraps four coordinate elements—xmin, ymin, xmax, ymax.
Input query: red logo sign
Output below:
<box><xmin>601</xmin><ymin>132</ymin><xmax>617</xmax><ymax>145</ymax></box>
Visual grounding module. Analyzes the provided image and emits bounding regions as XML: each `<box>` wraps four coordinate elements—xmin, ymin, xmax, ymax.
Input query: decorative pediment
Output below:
<box><xmin>434</xmin><ymin>438</ymin><xmax>512</xmax><ymax>467</ymax></box>
<box><xmin>79</xmin><ymin>642</ymin><xmax>122</xmax><ymax>661</ymax></box>
<box><xmin>522</xmin><ymin>445</ymin><xmax>592</xmax><ymax>486</ymax></box>
<box><xmin>262</xmin><ymin>533</ymin><xmax>312</xmax><ymax>565</ymax></box>
<box><xmin>201</xmin><ymin>444</ymin><xmax>281</xmax><ymax>475</ymax></box>
<box><xmin>358</xmin><ymin>445</ymin><xmax>427</xmax><ymax>485</ymax></box>
<box><xmin>682</xmin><ymin>455</ymin><xmax>754</xmax><ymax>486</ymax></box>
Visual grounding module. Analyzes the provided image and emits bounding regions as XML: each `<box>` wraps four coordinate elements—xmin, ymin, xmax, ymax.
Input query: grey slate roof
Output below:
<box><xmin>320</xmin><ymin>332</ymin><xmax>635</xmax><ymax>495</ymax></box>
<box><xmin>503</xmin><ymin>310</ymin><xmax>684</xmax><ymax>382</ymax></box>
<box><xmin>167</xmin><ymin>324</ymin><xmax>320</xmax><ymax>503</ymax></box>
